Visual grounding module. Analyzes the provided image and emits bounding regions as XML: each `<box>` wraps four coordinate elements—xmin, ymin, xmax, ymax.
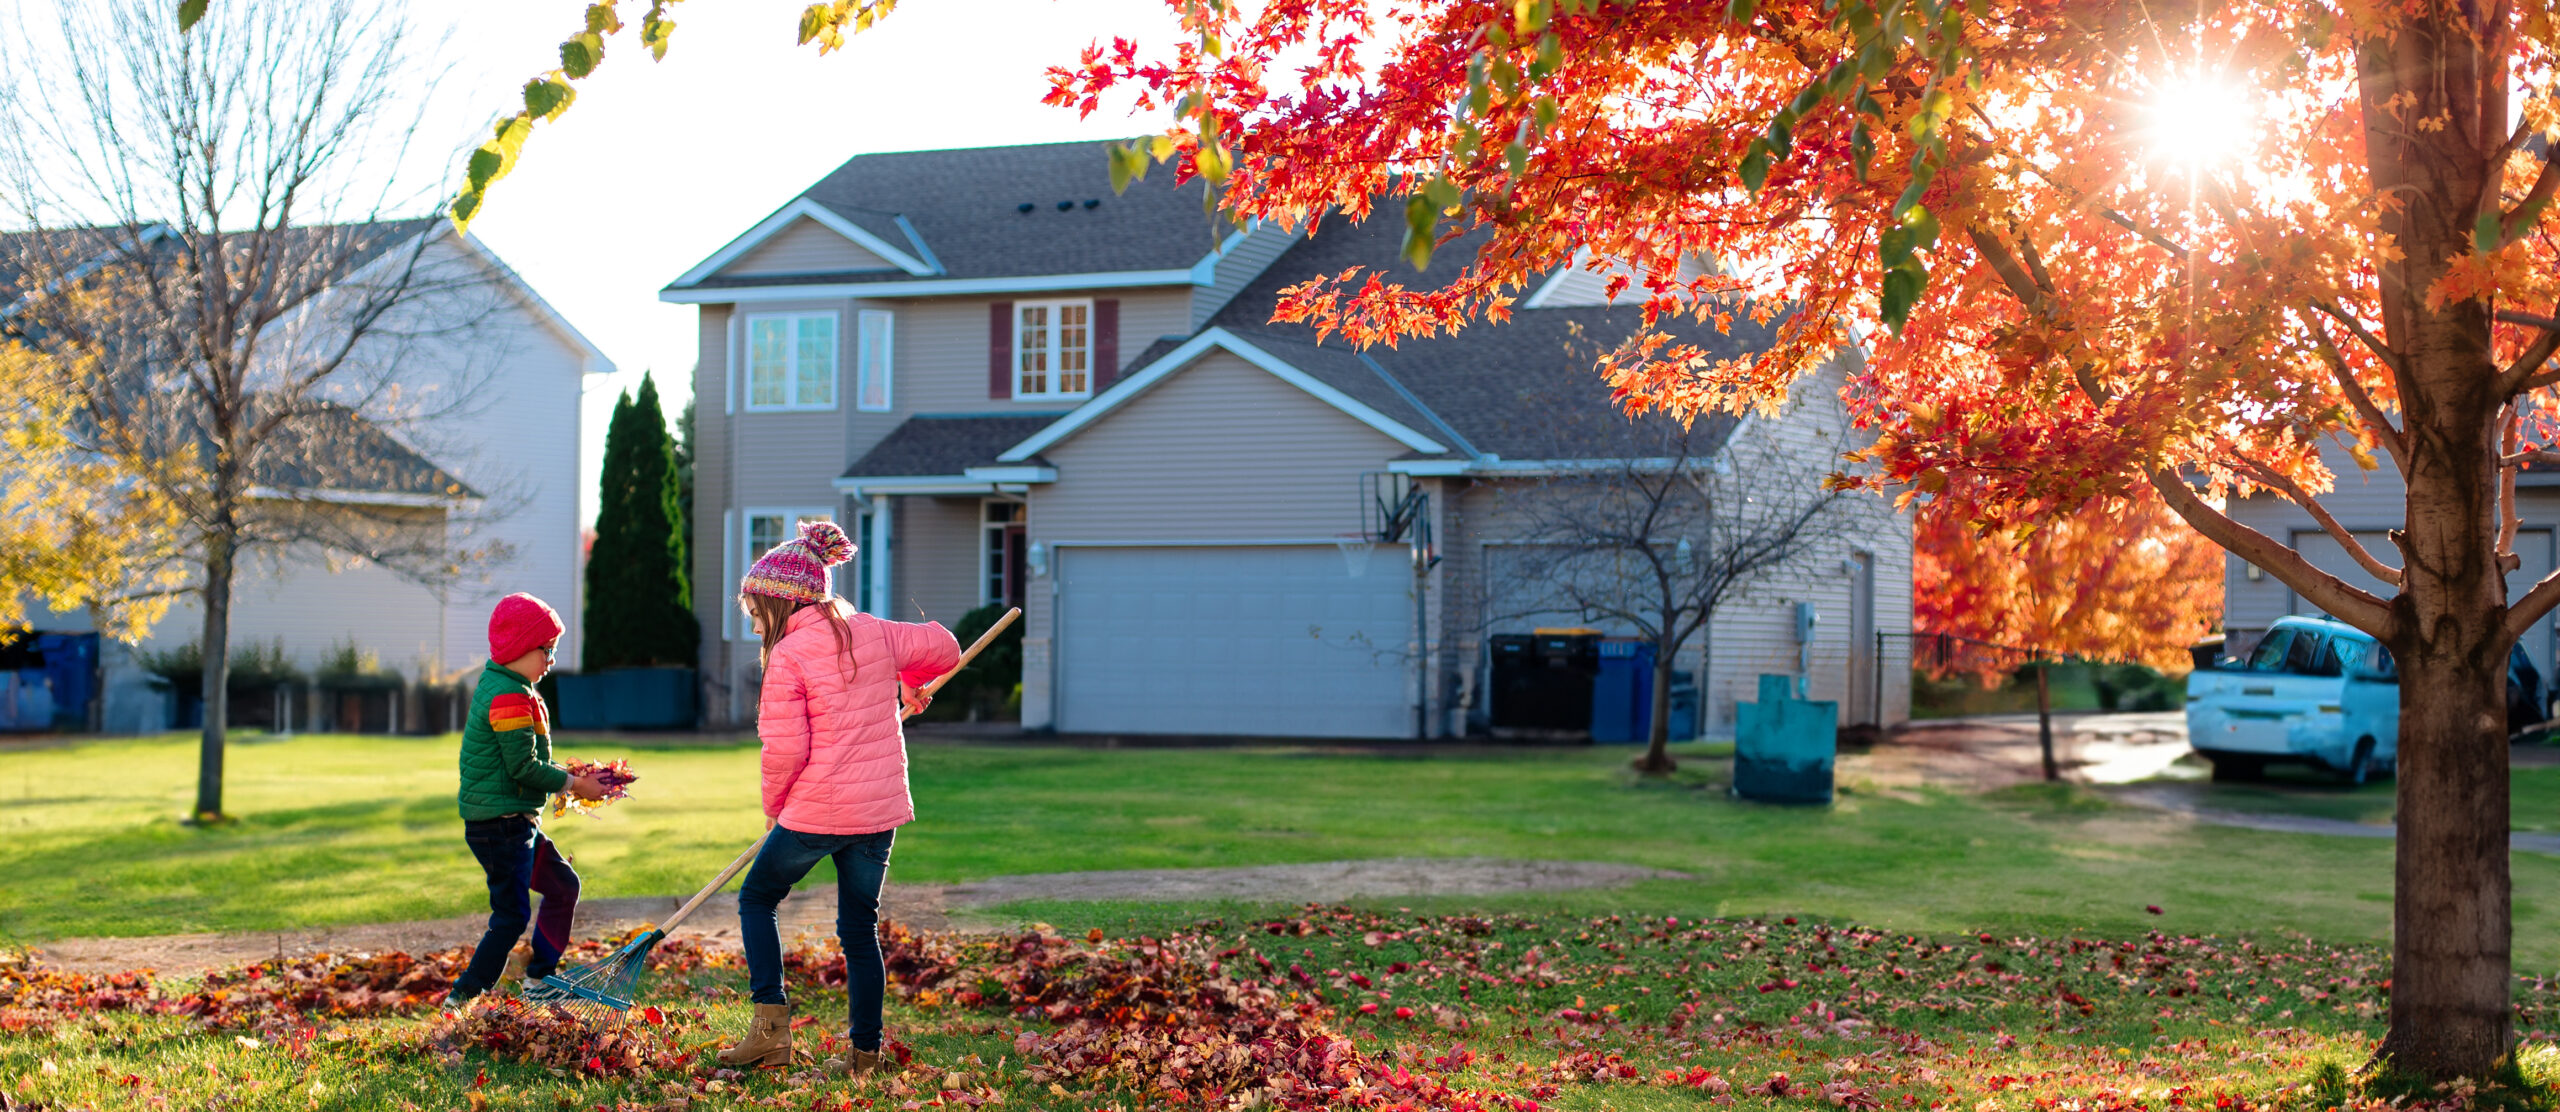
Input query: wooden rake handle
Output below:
<box><xmin>663</xmin><ymin>607</ymin><xmax>1024</xmax><ymax>936</ymax></box>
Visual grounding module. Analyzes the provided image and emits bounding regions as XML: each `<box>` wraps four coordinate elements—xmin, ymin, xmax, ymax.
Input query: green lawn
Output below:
<box><xmin>13</xmin><ymin>732</ymin><xmax>2560</xmax><ymax>970</ymax></box>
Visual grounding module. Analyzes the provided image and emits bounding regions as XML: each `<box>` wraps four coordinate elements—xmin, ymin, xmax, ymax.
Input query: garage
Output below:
<box><xmin>1055</xmin><ymin>544</ymin><xmax>1414</xmax><ymax>737</ymax></box>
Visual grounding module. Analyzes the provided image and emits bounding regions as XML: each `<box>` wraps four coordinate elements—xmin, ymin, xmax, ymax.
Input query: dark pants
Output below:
<box><xmin>453</xmin><ymin>814</ymin><xmax>581</xmax><ymax>996</ymax></box>
<box><xmin>739</xmin><ymin>825</ymin><xmax>894</xmax><ymax>1051</ymax></box>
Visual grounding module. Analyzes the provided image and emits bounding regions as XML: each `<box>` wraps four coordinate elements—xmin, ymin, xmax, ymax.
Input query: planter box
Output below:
<box><xmin>555</xmin><ymin>668</ymin><xmax>697</xmax><ymax>730</ymax></box>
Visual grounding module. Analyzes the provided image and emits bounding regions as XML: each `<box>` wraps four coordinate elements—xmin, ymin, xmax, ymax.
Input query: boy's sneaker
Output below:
<box><xmin>440</xmin><ymin>988</ymin><xmax>482</xmax><ymax>1019</ymax></box>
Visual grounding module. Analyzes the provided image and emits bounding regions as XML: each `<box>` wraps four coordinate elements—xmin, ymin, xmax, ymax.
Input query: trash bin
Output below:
<box><xmin>1591</xmin><ymin>640</ymin><xmax>1655</xmax><ymax>743</ymax></box>
<box><xmin>1734</xmin><ymin>673</ymin><xmax>1837</xmax><ymax>803</ymax></box>
<box><xmin>1490</xmin><ymin>630</ymin><xmax>1600</xmax><ymax>732</ymax></box>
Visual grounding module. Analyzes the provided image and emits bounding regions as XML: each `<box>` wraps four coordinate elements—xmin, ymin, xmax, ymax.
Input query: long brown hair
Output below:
<box><xmin>739</xmin><ymin>593</ymin><xmax>855</xmax><ymax>674</ymax></box>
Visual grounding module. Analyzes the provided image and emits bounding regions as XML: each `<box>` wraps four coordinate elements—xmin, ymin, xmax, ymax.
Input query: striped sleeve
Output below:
<box><xmin>488</xmin><ymin>692</ymin><xmax>540</xmax><ymax>733</ymax></box>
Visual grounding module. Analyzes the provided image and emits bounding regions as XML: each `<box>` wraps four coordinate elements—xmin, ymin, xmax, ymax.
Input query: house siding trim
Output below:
<box><xmin>996</xmin><ymin>328</ymin><xmax>1448</xmax><ymax>461</ymax></box>
<box><xmin>662</xmin><ymin>271</ymin><xmax>1198</xmax><ymax>303</ymax></box>
<box><xmin>672</xmin><ymin>197</ymin><xmax>938</xmax><ymax>286</ymax></box>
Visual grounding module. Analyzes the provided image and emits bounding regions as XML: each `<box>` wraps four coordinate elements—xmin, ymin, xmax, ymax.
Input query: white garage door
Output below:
<box><xmin>1057</xmin><ymin>545</ymin><xmax>1413</xmax><ymax>737</ymax></box>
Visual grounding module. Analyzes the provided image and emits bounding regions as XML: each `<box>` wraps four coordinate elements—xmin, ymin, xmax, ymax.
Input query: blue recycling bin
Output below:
<box><xmin>1734</xmin><ymin>674</ymin><xmax>1837</xmax><ymax>803</ymax></box>
<box><xmin>1591</xmin><ymin>640</ymin><xmax>1655</xmax><ymax>743</ymax></box>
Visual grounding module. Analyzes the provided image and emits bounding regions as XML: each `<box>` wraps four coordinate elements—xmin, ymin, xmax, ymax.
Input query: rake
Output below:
<box><xmin>524</xmin><ymin>606</ymin><xmax>1023</xmax><ymax>1013</ymax></box>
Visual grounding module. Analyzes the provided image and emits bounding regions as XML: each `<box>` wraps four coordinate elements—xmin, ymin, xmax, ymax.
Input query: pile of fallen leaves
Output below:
<box><xmin>427</xmin><ymin>997</ymin><xmax>704</xmax><ymax>1079</ymax></box>
<box><xmin>0</xmin><ymin>934</ymin><xmax>731</xmax><ymax>1033</ymax></box>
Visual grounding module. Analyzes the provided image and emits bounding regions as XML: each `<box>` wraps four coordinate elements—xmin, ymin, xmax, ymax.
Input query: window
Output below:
<box><xmin>2244</xmin><ymin>629</ymin><xmax>2293</xmax><ymax>672</ymax></box>
<box><xmin>745</xmin><ymin>313</ymin><xmax>838</xmax><ymax>410</ymax></box>
<box><xmin>1014</xmin><ymin>299</ymin><xmax>1091</xmax><ymax>399</ymax></box>
<box><xmin>982</xmin><ymin>501</ymin><xmax>1025</xmax><ymax>608</ymax></box>
<box><xmin>856</xmin><ymin>310</ymin><xmax>893</xmax><ymax>412</ymax></box>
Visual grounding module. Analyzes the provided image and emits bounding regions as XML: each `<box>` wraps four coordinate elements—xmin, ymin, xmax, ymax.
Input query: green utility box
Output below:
<box><xmin>1734</xmin><ymin>674</ymin><xmax>1838</xmax><ymax>804</ymax></box>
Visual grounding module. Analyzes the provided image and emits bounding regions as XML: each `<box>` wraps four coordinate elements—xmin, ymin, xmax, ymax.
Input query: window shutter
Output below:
<box><xmin>988</xmin><ymin>301</ymin><xmax>1014</xmax><ymax>399</ymax></box>
<box><xmin>1092</xmin><ymin>298</ymin><xmax>1120</xmax><ymax>392</ymax></box>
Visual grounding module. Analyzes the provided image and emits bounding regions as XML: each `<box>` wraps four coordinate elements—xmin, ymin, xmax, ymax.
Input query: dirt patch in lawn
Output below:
<box><xmin>26</xmin><ymin>857</ymin><xmax>1684</xmax><ymax>977</ymax></box>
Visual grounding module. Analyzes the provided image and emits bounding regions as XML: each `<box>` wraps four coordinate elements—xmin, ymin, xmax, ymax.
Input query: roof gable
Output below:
<box><xmin>671</xmin><ymin>197</ymin><xmax>937</xmax><ymax>287</ymax></box>
<box><xmin>719</xmin><ymin>215</ymin><xmax>897</xmax><ymax>278</ymax></box>
<box><xmin>998</xmin><ymin>329</ymin><xmax>1447</xmax><ymax>462</ymax></box>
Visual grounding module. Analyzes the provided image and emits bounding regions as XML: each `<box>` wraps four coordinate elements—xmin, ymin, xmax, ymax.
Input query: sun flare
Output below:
<box><xmin>2144</xmin><ymin>77</ymin><xmax>2256</xmax><ymax>168</ymax></box>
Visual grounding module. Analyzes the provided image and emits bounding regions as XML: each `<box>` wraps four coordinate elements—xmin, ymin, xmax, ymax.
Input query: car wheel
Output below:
<box><xmin>2342</xmin><ymin>737</ymin><xmax>2376</xmax><ymax>787</ymax></box>
<box><xmin>2209</xmin><ymin>754</ymin><xmax>2265</xmax><ymax>783</ymax></box>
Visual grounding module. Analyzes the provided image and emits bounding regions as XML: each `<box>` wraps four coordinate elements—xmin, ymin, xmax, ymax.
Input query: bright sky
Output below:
<box><xmin>436</xmin><ymin>0</ymin><xmax>1188</xmax><ymax>526</ymax></box>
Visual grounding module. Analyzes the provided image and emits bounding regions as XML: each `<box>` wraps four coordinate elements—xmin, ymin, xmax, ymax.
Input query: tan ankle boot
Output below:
<box><xmin>822</xmin><ymin>1046</ymin><xmax>885</xmax><ymax>1076</ymax></box>
<box><xmin>717</xmin><ymin>1003</ymin><xmax>793</xmax><ymax>1068</ymax></box>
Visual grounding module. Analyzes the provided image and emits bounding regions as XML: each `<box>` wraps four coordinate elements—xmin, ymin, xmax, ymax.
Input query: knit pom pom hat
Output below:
<box><xmin>742</xmin><ymin>520</ymin><xmax>855</xmax><ymax>603</ymax></box>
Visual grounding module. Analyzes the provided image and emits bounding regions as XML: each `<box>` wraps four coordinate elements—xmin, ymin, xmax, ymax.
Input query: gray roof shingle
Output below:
<box><xmin>842</xmin><ymin>413</ymin><xmax>1074</xmax><ymax>479</ymax></box>
<box><xmin>673</xmin><ymin>142</ymin><xmax>1222</xmax><ymax>291</ymax></box>
<box><xmin>1200</xmin><ymin>211</ymin><xmax>1761</xmax><ymax>461</ymax></box>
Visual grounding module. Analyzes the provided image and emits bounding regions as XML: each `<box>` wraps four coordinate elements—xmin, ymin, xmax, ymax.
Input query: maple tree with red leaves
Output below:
<box><xmin>1914</xmin><ymin>491</ymin><xmax>2224</xmax><ymax>681</ymax></box>
<box><xmin>1025</xmin><ymin>0</ymin><xmax>2560</xmax><ymax>1080</ymax></box>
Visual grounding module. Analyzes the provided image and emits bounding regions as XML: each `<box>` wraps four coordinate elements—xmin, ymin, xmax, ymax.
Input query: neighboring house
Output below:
<box><xmin>7</xmin><ymin>222</ymin><xmax>608</xmax><ymax>732</ymax></box>
<box><xmin>2222</xmin><ymin>447</ymin><xmax>2560</xmax><ymax>679</ymax></box>
<box><xmin>667</xmin><ymin>140</ymin><xmax>1913</xmax><ymax>737</ymax></box>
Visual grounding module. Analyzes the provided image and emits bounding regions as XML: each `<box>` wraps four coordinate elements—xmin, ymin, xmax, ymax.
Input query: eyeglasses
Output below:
<box><xmin>538</xmin><ymin>644</ymin><xmax>555</xmax><ymax>658</ymax></box>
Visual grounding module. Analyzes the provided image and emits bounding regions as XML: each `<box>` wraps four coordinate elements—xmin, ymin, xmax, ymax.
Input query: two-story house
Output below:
<box><xmin>667</xmin><ymin>140</ymin><xmax>1914</xmax><ymax>738</ymax></box>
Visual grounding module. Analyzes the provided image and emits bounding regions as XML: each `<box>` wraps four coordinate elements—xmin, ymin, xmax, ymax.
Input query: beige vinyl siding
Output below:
<box><xmin>1033</xmin><ymin>351</ymin><xmax>1403</xmax><ymax>541</ymax></box>
<box><xmin>690</xmin><ymin>305</ymin><xmax>747</xmax><ymax>722</ymax></box>
<box><xmin>1189</xmin><ymin>222</ymin><xmax>1304</xmax><ymax>331</ymax></box>
<box><xmin>720</xmin><ymin>217</ymin><xmax>894</xmax><ymax>277</ymax></box>
<box><xmin>877</xmin><ymin>287</ymin><xmax>1192</xmax><ymax>420</ymax></box>
<box><xmin>1016</xmin><ymin>348</ymin><xmax>1409</xmax><ymax>728</ymax></box>
<box><xmin>892</xmin><ymin>495</ymin><xmax>985</xmax><ymax>624</ymax></box>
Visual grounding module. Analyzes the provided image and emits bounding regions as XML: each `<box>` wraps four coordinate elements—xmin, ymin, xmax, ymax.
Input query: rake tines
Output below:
<box><xmin>526</xmin><ymin>926</ymin><xmax>664</xmax><ymax>1012</ymax></box>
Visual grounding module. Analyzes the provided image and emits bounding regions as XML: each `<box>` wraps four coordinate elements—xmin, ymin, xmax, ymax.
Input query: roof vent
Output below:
<box><xmin>1056</xmin><ymin>200</ymin><xmax>1074</xmax><ymax>211</ymax></box>
<box><xmin>1017</xmin><ymin>202</ymin><xmax>1035</xmax><ymax>214</ymax></box>
<box><xmin>1083</xmin><ymin>199</ymin><xmax>1101</xmax><ymax>210</ymax></box>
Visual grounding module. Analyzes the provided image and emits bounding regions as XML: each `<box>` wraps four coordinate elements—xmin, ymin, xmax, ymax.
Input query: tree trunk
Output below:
<box><xmin>193</xmin><ymin>532</ymin><xmax>235</xmax><ymax>820</ymax></box>
<box><xmin>2354</xmin><ymin>9</ymin><xmax>2514</xmax><ymax>1079</ymax></box>
<box><xmin>2034</xmin><ymin>664</ymin><xmax>2056</xmax><ymax>782</ymax></box>
<box><xmin>1634</xmin><ymin>640</ymin><xmax>1678</xmax><ymax>774</ymax></box>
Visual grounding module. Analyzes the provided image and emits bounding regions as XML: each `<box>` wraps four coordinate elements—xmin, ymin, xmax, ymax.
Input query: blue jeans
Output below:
<box><xmin>454</xmin><ymin>814</ymin><xmax>580</xmax><ymax>997</ymax></box>
<box><xmin>739</xmin><ymin>825</ymin><xmax>894</xmax><ymax>1050</ymax></box>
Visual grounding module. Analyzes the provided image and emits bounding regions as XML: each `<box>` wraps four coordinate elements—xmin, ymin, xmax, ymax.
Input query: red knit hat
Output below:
<box><xmin>489</xmin><ymin>593</ymin><xmax>564</xmax><ymax>663</ymax></box>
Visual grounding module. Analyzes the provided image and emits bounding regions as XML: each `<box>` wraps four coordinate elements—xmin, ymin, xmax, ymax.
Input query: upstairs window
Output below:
<box><xmin>855</xmin><ymin>309</ymin><xmax>893</xmax><ymax>412</ymax></box>
<box><xmin>1014</xmin><ymin>299</ymin><xmax>1091</xmax><ymax>399</ymax></box>
<box><xmin>746</xmin><ymin>312</ymin><xmax>838</xmax><ymax>411</ymax></box>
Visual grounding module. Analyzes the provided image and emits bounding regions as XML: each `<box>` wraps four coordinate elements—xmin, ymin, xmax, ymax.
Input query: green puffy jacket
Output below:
<box><xmin>457</xmin><ymin>661</ymin><xmax>570</xmax><ymax>820</ymax></box>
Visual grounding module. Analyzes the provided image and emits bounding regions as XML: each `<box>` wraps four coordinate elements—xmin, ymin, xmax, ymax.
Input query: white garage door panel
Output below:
<box><xmin>1059</xmin><ymin>546</ymin><xmax>1412</xmax><ymax>737</ymax></box>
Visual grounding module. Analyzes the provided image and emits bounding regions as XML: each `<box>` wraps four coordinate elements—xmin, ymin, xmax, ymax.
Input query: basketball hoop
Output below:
<box><xmin>1334</xmin><ymin>534</ymin><xmax>1376</xmax><ymax>577</ymax></box>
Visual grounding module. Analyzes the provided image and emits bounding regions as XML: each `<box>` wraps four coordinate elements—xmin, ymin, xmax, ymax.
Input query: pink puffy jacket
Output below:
<box><xmin>758</xmin><ymin>601</ymin><xmax>960</xmax><ymax>835</ymax></box>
